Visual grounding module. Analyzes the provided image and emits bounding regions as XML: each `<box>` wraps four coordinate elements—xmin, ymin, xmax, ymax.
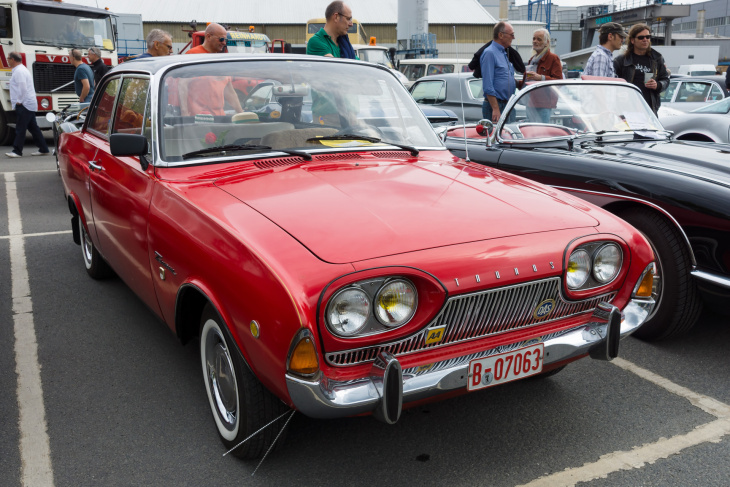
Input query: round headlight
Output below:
<box><xmin>374</xmin><ymin>279</ymin><xmax>417</xmax><ymax>327</ymax></box>
<box><xmin>593</xmin><ymin>243</ymin><xmax>621</xmax><ymax>283</ymax></box>
<box><xmin>326</xmin><ymin>288</ymin><xmax>370</xmax><ymax>337</ymax></box>
<box><xmin>40</xmin><ymin>98</ymin><xmax>50</xmax><ymax>109</ymax></box>
<box><xmin>566</xmin><ymin>249</ymin><xmax>591</xmax><ymax>289</ymax></box>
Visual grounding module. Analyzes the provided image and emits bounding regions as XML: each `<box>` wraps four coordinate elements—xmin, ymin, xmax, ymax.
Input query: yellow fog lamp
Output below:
<box><xmin>287</xmin><ymin>330</ymin><xmax>319</xmax><ymax>377</ymax></box>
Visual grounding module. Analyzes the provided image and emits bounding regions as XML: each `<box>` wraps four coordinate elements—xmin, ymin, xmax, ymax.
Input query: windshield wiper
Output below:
<box><xmin>181</xmin><ymin>144</ymin><xmax>312</xmax><ymax>161</ymax></box>
<box><xmin>307</xmin><ymin>134</ymin><xmax>419</xmax><ymax>156</ymax></box>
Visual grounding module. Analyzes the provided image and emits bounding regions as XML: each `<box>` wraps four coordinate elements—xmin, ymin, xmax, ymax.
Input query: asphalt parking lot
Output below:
<box><xmin>1</xmin><ymin>150</ymin><xmax>729</xmax><ymax>487</ymax></box>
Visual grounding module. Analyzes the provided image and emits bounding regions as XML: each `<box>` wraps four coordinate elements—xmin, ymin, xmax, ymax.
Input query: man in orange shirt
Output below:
<box><xmin>181</xmin><ymin>22</ymin><xmax>243</xmax><ymax>116</ymax></box>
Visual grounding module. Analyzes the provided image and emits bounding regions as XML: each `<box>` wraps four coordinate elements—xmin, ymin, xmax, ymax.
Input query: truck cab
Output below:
<box><xmin>0</xmin><ymin>0</ymin><xmax>117</xmax><ymax>144</ymax></box>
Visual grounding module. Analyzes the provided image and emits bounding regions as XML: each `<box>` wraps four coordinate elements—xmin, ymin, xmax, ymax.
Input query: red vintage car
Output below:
<box><xmin>56</xmin><ymin>54</ymin><xmax>657</xmax><ymax>459</ymax></box>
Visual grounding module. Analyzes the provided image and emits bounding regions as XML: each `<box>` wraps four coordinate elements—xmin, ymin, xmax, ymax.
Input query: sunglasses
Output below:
<box><xmin>635</xmin><ymin>35</ymin><xmax>651</xmax><ymax>40</ymax></box>
<box><xmin>218</xmin><ymin>37</ymin><xmax>226</xmax><ymax>42</ymax></box>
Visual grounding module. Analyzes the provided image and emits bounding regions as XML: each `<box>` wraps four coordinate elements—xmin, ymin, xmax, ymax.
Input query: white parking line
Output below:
<box><xmin>0</xmin><ymin>230</ymin><xmax>71</xmax><ymax>240</ymax></box>
<box><xmin>4</xmin><ymin>173</ymin><xmax>55</xmax><ymax>487</ymax></box>
<box><xmin>518</xmin><ymin>357</ymin><xmax>730</xmax><ymax>487</ymax></box>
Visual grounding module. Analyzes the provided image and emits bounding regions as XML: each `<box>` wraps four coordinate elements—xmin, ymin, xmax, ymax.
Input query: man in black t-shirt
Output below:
<box><xmin>613</xmin><ymin>24</ymin><xmax>669</xmax><ymax>115</ymax></box>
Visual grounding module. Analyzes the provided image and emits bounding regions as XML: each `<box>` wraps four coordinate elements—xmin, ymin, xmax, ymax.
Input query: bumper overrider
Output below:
<box><xmin>286</xmin><ymin>297</ymin><xmax>652</xmax><ymax>423</ymax></box>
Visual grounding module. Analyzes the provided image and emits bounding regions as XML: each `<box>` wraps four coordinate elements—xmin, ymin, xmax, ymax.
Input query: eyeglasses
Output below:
<box><xmin>338</xmin><ymin>13</ymin><xmax>352</xmax><ymax>21</ymax></box>
<box><xmin>635</xmin><ymin>35</ymin><xmax>651</xmax><ymax>40</ymax></box>
<box><xmin>218</xmin><ymin>37</ymin><xmax>226</xmax><ymax>42</ymax></box>
<box><xmin>164</xmin><ymin>44</ymin><xmax>173</xmax><ymax>51</ymax></box>
<box><xmin>502</xmin><ymin>31</ymin><xmax>515</xmax><ymax>38</ymax></box>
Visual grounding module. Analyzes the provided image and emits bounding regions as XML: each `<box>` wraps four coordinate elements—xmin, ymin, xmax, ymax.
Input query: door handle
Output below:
<box><xmin>88</xmin><ymin>160</ymin><xmax>103</xmax><ymax>171</ymax></box>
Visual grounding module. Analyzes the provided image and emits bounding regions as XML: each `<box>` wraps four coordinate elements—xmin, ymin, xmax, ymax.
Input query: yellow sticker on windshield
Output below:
<box><xmin>315</xmin><ymin>140</ymin><xmax>378</xmax><ymax>148</ymax></box>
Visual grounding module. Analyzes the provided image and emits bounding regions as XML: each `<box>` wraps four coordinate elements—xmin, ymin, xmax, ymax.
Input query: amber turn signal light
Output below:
<box><xmin>635</xmin><ymin>268</ymin><xmax>655</xmax><ymax>298</ymax></box>
<box><xmin>289</xmin><ymin>337</ymin><xmax>319</xmax><ymax>375</ymax></box>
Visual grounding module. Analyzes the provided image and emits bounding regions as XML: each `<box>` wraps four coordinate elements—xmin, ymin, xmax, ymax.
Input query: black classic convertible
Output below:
<box><xmin>445</xmin><ymin>80</ymin><xmax>730</xmax><ymax>340</ymax></box>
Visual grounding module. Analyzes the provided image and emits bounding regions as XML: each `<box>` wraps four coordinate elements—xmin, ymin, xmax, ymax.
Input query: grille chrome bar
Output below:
<box><xmin>326</xmin><ymin>277</ymin><xmax>615</xmax><ymax>367</ymax></box>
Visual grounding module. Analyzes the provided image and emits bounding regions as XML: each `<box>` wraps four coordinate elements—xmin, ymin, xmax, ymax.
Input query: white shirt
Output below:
<box><xmin>10</xmin><ymin>63</ymin><xmax>39</xmax><ymax>112</ymax></box>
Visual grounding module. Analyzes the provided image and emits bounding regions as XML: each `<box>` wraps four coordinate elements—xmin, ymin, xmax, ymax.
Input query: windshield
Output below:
<box><xmin>500</xmin><ymin>82</ymin><xmax>663</xmax><ymax>141</ymax></box>
<box><xmin>692</xmin><ymin>97</ymin><xmax>730</xmax><ymax>114</ymax></box>
<box><xmin>159</xmin><ymin>59</ymin><xmax>442</xmax><ymax>163</ymax></box>
<box><xmin>18</xmin><ymin>8</ymin><xmax>114</xmax><ymax>50</ymax></box>
<box><xmin>358</xmin><ymin>49</ymin><xmax>394</xmax><ymax>69</ymax></box>
<box><xmin>689</xmin><ymin>71</ymin><xmax>716</xmax><ymax>76</ymax></box>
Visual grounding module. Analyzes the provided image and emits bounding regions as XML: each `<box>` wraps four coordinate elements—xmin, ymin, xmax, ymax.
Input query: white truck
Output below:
<box><xmin>0</xmin><ymin>0</ymin><xmax>118</xmax><ymax>144</ymax></box>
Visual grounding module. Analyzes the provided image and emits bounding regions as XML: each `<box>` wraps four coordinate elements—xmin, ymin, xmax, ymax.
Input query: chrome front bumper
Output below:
<box><xmin>286</xmin><ymin>299</ymin><xmax>651</xmax><ymax>422</ymax></box>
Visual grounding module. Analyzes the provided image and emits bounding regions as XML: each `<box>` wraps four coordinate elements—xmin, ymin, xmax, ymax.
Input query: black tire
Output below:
<box><xmin>199</xmin><ymin>304</ymin><xmax>289</xmax><ymax>459</ymax></box>
<box><xmin>617</xmin><ymin>207</ymin><xmax>702</xmax><ymax>340</ymax></box>
<box><xmin>0</xmin><ymin>108</ymin><xmax>16</xmax><ymax>146</ymax></box>
<box><xmin>78</xmin><ymin>214</ymin><xmax>113</xmax><ymax>279</ymax></box>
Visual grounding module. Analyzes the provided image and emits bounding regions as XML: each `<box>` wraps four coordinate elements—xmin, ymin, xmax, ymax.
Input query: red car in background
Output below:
<box><xmin>56</xmin><ymin>54</ymin><xmax>657</xmax><ymax>458</ymax></box>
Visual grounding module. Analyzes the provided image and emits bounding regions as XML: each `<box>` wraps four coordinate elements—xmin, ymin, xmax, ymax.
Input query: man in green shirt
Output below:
<box><xmin>306</xmin><ymin>1</ymin><xmax>353</xmax><ymax>58</ymax></box>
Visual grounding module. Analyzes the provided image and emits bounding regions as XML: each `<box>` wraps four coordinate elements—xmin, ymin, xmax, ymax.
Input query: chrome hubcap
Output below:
<box><xmin>204</xmin><ymin>326</ymin><xmax>237</xmax><ymax>431</ymax></box>
<box><xmin>80</xmin><ymin>218</ymin><xmax>93</xmax><ymax>267</ymax></box>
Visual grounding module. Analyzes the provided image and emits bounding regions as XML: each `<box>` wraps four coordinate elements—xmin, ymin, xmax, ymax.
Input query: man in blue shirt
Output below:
<box><xmin>481</xmin><ymin>21</ymin><xmax>517</xmax><ymax>123</ymax></box>
<box><xmin>71</xmin><ymin>49</ymin><xmax>94</xmax><ymax>103</ymax></box>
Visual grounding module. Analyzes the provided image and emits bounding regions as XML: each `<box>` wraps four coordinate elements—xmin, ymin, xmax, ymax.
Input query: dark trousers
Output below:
<box><xmin>13</xmin><ymin>104</ymin><xmax>49</xmax><ymax>156</ymax></box>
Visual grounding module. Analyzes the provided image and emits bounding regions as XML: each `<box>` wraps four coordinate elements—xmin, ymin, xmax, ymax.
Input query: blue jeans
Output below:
<box><xmin>13</xmin><ymin>104</ymin><xmax>49</xmax><ymax>156</ymax></box>
<box><xmin>527</xmin><ymin>107</ymin><xmax>552</xmax><ymax>124</ymax></box>
<box><xmin>482</xmin><ymin>98</ymin><xmax>515</xmax><ymax>123</ymax></box>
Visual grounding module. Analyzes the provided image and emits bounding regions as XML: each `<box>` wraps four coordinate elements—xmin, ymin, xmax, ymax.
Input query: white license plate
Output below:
<box><xmin>467</xmin><ymin>343</ymin><xmax>544</xmax><ymax>391</ymax></box>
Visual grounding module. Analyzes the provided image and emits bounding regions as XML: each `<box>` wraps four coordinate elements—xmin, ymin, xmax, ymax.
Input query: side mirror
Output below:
<box><xmin>433</xmin><ymin>126</ymin><xmax>448</xmax><ymax>142</ymax></box>
<box><xmin>110</xmin><ymin>133</ymin><xmax>150</xmax><ymax>170</ymax></box>
<box><xmin>477</xmin><ymin>119</ymin><xmax>494</xmax><ymax>148</ymax></box>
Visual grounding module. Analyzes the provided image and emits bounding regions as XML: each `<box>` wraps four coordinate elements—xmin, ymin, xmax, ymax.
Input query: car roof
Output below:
<box><xmin>670</xmin><ymin>75</ymin><xmax>729</xmax><ymax>95</ymax></box>
<box><xmin>111</xmin><ymin>53</ymin><xmax>382</xmax><ymax>76</ymax></box>
<box><xmin>412</xmin><ymin>73</ymin><xmax>476</xmax><ymax>82</ymax></box>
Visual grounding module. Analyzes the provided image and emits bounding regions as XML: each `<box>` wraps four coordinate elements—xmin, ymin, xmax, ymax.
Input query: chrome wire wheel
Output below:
<box><xmin>201</xmin><ymin>317</ymin><xmax>240</xmax><ymax>441</ymax></box>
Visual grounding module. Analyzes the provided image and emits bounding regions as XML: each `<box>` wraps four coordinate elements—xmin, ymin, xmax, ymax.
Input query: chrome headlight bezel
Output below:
<box><xmin>325</xmin><ymin>287</ymin><xmax>371</xmax><ymax>337</ymax></box>
<box><xmin>374</xmin><ymin>278</ymin><xmax>418</xmax><ymax>328</ymax></box>
<box><xmin>566</xmin><ymin>249</ymin><xmax>591</xmax><ymax>290</ymax></box>
<box><xmin>593</xmin><ymin>243</ymin><xmax>622</xmax><ymax>285</ymax></box>
<box><xmin>565</xmin><ymin>240</ymin><xmax>624</xmax><ymax>292</ymax></box>
<box><xmin>325</xmin><ymin>277</ymin><xmax>419</xmax><ymax>338</ymax></box>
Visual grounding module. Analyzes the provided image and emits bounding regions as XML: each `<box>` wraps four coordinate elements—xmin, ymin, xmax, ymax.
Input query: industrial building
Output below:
<box><xmin>71</xmin><ymin>0</ymin><xmax>507</xmax><ymax>58</ymax></box>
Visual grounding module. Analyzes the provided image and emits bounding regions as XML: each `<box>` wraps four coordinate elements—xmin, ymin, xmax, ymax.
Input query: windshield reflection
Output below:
<box><xmin>502</xmin><ymin>83</ymin><xmax>663</xmax><ymax>141</ymax></box>
<box><xmin>18</xmin><ymin>9</ymin><xmax>114</xmax><ymax>49</ymax></box>
<box><xmin>159</xmin><ymin>60</ymin><xmax>441</xmax><ymax>162</ymax></box>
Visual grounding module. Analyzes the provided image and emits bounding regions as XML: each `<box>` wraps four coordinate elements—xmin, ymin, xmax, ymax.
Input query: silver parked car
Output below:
<box><xmin>659</xmin><ymin>76</ymin><xmax>727</xmax><ymax>112</ymax></box>
<box><xmin>660</xmin><ymin>96</ymin><xmax>730</xmax><ymax>143</ymax></box>
<box><xmin>409</xmin><ymin>73</ymin><xmax>484</xmax><ymax>123</ymax></box>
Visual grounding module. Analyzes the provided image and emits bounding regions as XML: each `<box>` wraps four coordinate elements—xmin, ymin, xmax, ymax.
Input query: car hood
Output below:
<box><xmin>213</xmin><ymin>155</ymin><xmax>600</xmax><ymax>264</ymax></box>
<box><xmin>576</xmin><ymin>139</ymin><xmax>730</xmax><ymax>186</ymax></box>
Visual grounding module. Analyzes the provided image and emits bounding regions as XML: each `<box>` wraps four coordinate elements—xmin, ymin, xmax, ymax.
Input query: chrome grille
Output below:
<box><xmin>325</xmin><ymin>277</ymin><xmax>615</xmax><ymax>367</ymax></box>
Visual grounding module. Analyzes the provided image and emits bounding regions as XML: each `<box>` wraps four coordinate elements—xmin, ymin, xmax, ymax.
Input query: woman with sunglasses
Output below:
<box><xmin>613</xmin><ymin>24</ymin><xmax>669</xmax><ymax>115</ymax></box>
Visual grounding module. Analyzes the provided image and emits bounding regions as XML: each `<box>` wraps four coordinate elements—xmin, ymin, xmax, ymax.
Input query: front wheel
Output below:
<box><xmin>617</xmin><ymin>207</ymin><xmax>702</xmax><ymax>340</ymax></box>
<box><xmin>78</xmin><ymin>214</ymin><xmax>112</xmax><ymax>279</ymax></box>
<box><xmin>199</xmin><ymin>304</ymin><xmax>289</xmax><ymax>458</ymax></box>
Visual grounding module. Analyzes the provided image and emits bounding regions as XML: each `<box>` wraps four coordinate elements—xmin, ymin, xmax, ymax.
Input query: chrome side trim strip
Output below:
<box><xmin>287</xmin><ymin>298</ymin><xmax>650</xmax><ymax>419</ymax></box>
<box><xmin>692</xmin><ymin>269</ymin><xmax>730</xmax><ymax>289</ymax></box>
